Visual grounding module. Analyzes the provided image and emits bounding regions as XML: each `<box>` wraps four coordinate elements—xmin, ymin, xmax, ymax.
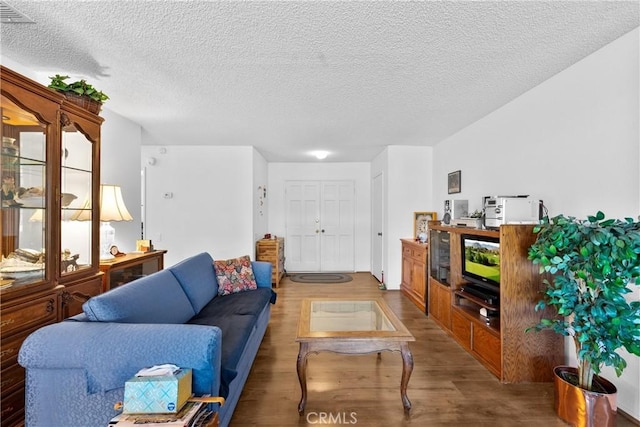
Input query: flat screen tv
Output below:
<box><xmin>461</xmin><ymin>234</ymin><xmax>500</xmax><ymax>293</ymax></box>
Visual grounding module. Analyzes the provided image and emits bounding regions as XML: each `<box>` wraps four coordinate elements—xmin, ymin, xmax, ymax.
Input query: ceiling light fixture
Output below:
<box><xmin>312</xmin><ymin>151</ymin><xmax>329</xmax><ymax>160</ymax></box>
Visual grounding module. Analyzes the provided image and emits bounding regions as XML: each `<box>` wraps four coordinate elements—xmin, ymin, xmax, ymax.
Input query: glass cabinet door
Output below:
<box><xmin>1</xmin><ymin>95</ymin><xmax>47</xmax><ymax>289</ymax></box>
<box><xmin>430</xmin><ymin>229</ymin><xmax>451</xmax><ymax>285</ymax></box>
<box><xmin>61</xmin><ymin>124</ymin><xmax>94</xmax><ymax>275</ymax></box>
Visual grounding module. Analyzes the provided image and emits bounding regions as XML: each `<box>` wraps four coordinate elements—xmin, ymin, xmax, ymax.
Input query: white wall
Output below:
<box><xmin>101</xmin><ymin>109</ymin><xmax>142</xmax><ymax>253</ymax></box>
<box><xmin>267</xmin><ymin>162</ymin><xmax>371</xmax><ymax>272</ymax></box>
<box><xmin>434</xmin><ymin>28</ymin><xmax>639</xmax><ymax>419</ymax></box>
<box><xmin>372</xmin><ymin>146</ymin><xmax>434</xmax><ymax>290</ymax></box>
<box><xmin>141</xmin><ymin>145</ymin><xmax>256</xmax><ymax>267</ymax></box>
<box><xmin>252</xmin><ymin>148</ymin><xmax>269</xmax><ymax>250</ymax></box>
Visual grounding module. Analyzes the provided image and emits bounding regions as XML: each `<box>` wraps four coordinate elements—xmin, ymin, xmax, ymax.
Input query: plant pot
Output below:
<box><xmin>64</xmin><ymin>93</ymin><xmax>102</xmax><ymax>114</ymax></box>
<box><xmin>554</xmin><ymin>366</ymin><xmax>617</xmax><ymax>427</ymax></box>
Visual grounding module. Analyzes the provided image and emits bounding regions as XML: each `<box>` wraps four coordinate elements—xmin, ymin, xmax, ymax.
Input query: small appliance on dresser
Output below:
<box><xmin>483</xmin><ymin>196</ymin><xmax>543</xmax><ymax>229</ymax></box>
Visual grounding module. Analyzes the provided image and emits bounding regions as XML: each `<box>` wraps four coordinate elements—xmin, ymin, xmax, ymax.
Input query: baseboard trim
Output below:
<box><xmin>619</xmin><ymin>408</ymin><xmax>640</xmax><ymax>426</ymax></box>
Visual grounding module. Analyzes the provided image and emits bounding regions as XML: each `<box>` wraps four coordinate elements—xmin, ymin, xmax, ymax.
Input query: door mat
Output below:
<box><xmin>288</xmin><ymin>273</ymin><xmax>353</xmax><ymax>284</ymax></box>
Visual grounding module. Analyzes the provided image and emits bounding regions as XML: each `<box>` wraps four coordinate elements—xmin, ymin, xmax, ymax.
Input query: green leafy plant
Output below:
<box><xmin>48</xmin><ymin>74</ymin><xmax>109</xmax><ymax>103</ymax></box>
<box><xmin>528</xmin><ymin>211</ymin><xmax>640</xmax><ymax>391</ymax></box>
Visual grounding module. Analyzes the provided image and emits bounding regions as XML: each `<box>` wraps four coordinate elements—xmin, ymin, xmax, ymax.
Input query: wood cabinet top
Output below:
<box><xmin>257</xmin><ymin>237</ymin><xmax>283</xmax><ymax>243</ymax></box>
<box><xmin>99</xmin><ymin>250</ymin><xmax>167</xmax><ymax>269</ymax></box>
<box><xmin>400</xmin><ymin>238</ymin><xmax>428</xmax><ymax>248</ymax></box>
<box><xmin>430</xmin><ymin>224</ymin><xmax>500</xmax><ymax>238</ymax></box>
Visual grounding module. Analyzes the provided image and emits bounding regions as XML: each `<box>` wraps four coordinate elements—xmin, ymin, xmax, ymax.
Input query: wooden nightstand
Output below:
<box><xmin>256</xmin><ymin>238</ymin><xmax>284</xmax><ymax>287</ymax></box>
<box><xmin>99</xmin><ymin>250</ymin><xmax>167</xmax><ymax>292</ymax></box>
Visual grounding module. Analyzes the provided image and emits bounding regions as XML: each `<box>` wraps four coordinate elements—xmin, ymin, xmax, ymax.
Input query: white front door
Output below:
<box><xmin>285</xmin><ymin>180</ymin><xmax>354</xmax><ymax>272</ymax></box>
<box><xmin>285</xmin><ymin>181</ymin><xmax>321</xmax><ymax>271</ymax></box>
<box><xmin>320</xmin><ymin>181</ymin><xmax>354</xmax><ymax>271</ymax></box>
<box><xmin>371</xmin><ymin>173</ymin><xmax>384</xmax><ymax>283</ymax></box>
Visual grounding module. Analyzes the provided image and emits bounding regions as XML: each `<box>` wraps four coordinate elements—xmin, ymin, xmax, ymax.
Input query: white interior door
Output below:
<box><xmin>320</xmin><ymin>181</ymin><xmax>354</xmax><ymax>271</ymax></box>
<box><xmin>371</xmin><ymin>173</ymin><xmax>383</xmax><ymax>282</ymax></box>
<box><xmin>285</xmin><ymin>181</ymin><xmax>320</xmax><ymax>271</ymax></box>
<box><xmin>285</xmin><ymin>180</ymin><xmax>354</xmax><ymax>272</ymax></box>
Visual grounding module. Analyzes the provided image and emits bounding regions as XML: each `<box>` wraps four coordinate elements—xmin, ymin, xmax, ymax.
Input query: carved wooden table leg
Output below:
<box><xmin>297</xmin><ymin>342</ymin><xmax>310</xmax><ymax>415</ymax></box>
<box><xmin>400</xmin><ymin>342</ymin><xmax>414</xmax><ymax>413</ymax></box>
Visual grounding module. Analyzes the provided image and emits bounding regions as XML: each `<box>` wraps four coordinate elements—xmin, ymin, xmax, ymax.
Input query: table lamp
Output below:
<box><xmin>70</xmin><ymin>184</ymin><xmax>133</xmax><ymax>259</ymax></box>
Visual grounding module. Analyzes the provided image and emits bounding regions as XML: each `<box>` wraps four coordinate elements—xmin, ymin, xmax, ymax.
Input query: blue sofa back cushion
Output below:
<box><xmin>83</xmin><ymin>270</ymin><xmax>196</xmax><ymax>323</ymax></box>
<box><xmin>187</xmin><ymin>287</ymin><xmax>273</xmax><ymax>398</ymax></box>
<box><xmin>169</xmin><ymin>252</ymin><xmax>219</xmax><ymax>313</ymax></box>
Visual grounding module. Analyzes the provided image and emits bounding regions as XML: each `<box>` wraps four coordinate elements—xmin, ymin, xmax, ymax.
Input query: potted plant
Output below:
<box><xmin>48</xmin><ymin>74</ymin><xmax>109</xmax><ymax>114</ymax></box>
<box><xmin>528</xmin><ymin>211</ymin><xmax>640</xmax><ymax>427</ymax></box>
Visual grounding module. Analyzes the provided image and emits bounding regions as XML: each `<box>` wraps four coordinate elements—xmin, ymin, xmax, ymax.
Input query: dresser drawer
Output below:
<box><xmin>1</xmin><ymin>294</ymin><xmax>57</xmax><ymax>336</ymax></box>
<box><xmin>1</xmin><ymin>362</ymin><xmax>24</xmax><ymax>397</ymax></box>
<box><xmin>1</xmin><ymin>328</ymin><xmax>35</xmax><ymax>370</ymax></box>
<box><xmin>258</xmin><ymin>254</ymin><xmax>277</xmax><ymax>262</ymax></box>
<box><xmin>403</xmin><ymin>243</ymin><xmax>426</xmax><ymax>263</ymax></box>
<box><xmin>1</xmin><ymin>386</ymin><xmax>24</xmax><ymax>427</ymax></box>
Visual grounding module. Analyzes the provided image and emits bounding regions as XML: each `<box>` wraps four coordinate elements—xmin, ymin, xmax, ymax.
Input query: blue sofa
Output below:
<box><xmin>18</xmin><ymin>252</ymin><xmax>275</xmax><ymax>427</ymax></box>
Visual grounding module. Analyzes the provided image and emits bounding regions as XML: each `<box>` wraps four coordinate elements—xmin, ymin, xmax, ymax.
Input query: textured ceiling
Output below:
<box><xmin>1</xmin><ymin>1</ymin><xmax>638</xmax><ymax>162</ymax></box>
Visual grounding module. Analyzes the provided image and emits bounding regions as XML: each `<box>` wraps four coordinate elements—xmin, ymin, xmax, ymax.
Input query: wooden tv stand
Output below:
<box><xmin>428</xmin><ymin>222</ymin><xmax>563</xmax><ymax>383</ymax></box>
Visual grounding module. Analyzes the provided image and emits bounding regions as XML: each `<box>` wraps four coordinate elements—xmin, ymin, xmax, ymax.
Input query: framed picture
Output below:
<box><xmin>448</xmin><ymin>170</ymin><xmax>461</xmax><ymax>194</ymax></box>
<box><xmin>414</xmin><ymin>211</ymin><xmax>437</xmax><ymax>239</ymax></box>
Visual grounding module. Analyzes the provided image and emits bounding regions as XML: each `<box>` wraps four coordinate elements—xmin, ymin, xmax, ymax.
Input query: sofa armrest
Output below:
<box><xmin>18</xmin><ymin>321</ymin><xmax>222</xmax><ymax>396</ymax></box>
<box><xmin>251</xmin><ymin>261</ymin><xmax>273</xmax><ymax>288</ymax></box>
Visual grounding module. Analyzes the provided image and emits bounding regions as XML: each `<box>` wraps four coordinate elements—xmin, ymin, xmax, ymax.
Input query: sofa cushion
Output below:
<box><xmin>213</xmin><ymin>255</ymin><xmax>257</xmax><ymax>296</ymax></box>
<box><xmin>83</xmin><ymin>270</ymin><xmax>196</xmax><ymax>323</ymax></box>
<box><xmin>170</xmin><ymin>252</ymin><xmax>219</xmax><ymax>313</ymax></box>
<box><xmin>187</xmin><ymin>287</ymin><xmax>272</xmax><ymax>398</ymax></box>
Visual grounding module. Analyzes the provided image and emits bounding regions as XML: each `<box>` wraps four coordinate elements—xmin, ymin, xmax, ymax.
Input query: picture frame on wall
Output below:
<box><xmin>413</xmin><ymin>211</ymin><xmax>437</xmax><ymax>240</ymax></box>
<box><xmin>448</xmin><ymin>170</ymin><xmax>461</xmax><ymax>194</ymax></box>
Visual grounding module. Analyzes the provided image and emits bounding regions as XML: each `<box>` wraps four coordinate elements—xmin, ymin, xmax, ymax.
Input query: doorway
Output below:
<box><xmin>285</xmin><ymin>180</ymin><xmax>355</xmax><ymax>272</ymax></box>
<box><xmin>371</xmin><ymin>173</ymin><xmax>384</xmax><ymax>283</ymax></box>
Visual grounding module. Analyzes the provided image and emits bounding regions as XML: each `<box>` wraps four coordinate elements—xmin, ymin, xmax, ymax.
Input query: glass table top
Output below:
<box><xmin>309</xmin><ymin>300</ymin><xmax>396</xmax><ymax>332</ymax></box>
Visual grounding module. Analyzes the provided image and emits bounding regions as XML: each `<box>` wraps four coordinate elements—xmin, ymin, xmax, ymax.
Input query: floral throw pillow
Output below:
<box><xmin>213</xmin><ymin>255</ymin><xmax>257</xmax><ymax>296</ymax></box>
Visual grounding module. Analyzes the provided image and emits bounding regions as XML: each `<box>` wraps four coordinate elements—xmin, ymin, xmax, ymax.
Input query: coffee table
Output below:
<box><xmin>295</xmin><ymin>298</ymin><xmax>415</xmax><ymax>414</ymax></box>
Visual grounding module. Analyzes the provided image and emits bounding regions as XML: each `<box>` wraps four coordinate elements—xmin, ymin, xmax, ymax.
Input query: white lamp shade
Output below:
<box><xmin>99</xmin><ymin>184</ymin><xmax>133</xmax><ymax>222</ymax></box>
<box><xmin>69</xmin><ymin>184</ymin><xmax>133</xmax><ymax>222</ymax></box>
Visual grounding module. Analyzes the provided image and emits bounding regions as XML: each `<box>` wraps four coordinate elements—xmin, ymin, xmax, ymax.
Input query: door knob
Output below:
<box><xmin>321</xmin><ymin>229</ymin><xmax>325</xmax><ymax>233</ymax></box>
<box><xmin>377</xmin><ymin>232</ymin><xmax>383</xmax><ymax>236</ymax></box>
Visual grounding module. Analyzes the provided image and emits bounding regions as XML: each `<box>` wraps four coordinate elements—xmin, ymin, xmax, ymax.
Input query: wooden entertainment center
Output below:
<box><xmin>428</xmin><ymin>222</ymin><xmax>563</xmax><ymax>382</ymax></box>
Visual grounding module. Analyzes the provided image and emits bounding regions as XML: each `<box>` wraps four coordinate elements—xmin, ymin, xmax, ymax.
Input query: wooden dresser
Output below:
<box><xmin>256</xmin><ymin>238</ymin><xmax>284</xmax><ymax>287</ymax></box>
<box><xmin>400</xmin><ymin>239</ymin><xmax>428</xmax><ymax>312</ymax></box>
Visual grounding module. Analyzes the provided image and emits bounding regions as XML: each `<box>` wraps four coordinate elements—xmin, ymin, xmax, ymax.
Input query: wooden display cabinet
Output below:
<box><xmin>256</xmin><ymin>238</ymin><xmax>284</xmax><ymax>287</ymax></box>
<box><xmin>400</xmin><ymin>239</ymin><xmax>428</xmax><ymax>312</ymax></box>
<box><xmin>1</xmin><ymin>66</ymin><xmax>104</xmax><ymax>426</ymax></box>
<box><xmin>428</xmin><ymin>222</ymin><xmax>564</xmax><ymax>383</ymax></box>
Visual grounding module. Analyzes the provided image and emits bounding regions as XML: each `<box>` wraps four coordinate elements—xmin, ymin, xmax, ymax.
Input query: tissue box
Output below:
<box><xmin>123</xmin><ymin>368</ymin><xmax>192</xmax><ymax>414</ymax></box>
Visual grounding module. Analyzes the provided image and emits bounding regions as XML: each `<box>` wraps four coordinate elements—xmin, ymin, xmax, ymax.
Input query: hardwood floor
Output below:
<box><xmin>231</xmin><ymin>273</ymin><xmax>636</xmax><ymax>426</ymax></box>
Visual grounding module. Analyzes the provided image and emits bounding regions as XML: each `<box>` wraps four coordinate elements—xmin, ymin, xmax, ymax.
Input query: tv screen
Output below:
<box><xmin>461</xmin><ymin>234</ymin><xmax>500</xmax><ymax>291</ymax></box>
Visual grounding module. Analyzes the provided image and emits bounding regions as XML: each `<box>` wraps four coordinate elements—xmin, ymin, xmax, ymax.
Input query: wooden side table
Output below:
<box><xmin>256</xmin><ymin>237</ymin><xmax>284</xmax><ymax>287</ymax></box>
<box><xmin>99</xmin><ymin>250</ymin><xmax>167</xmax><ymax>292</ymax></box>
